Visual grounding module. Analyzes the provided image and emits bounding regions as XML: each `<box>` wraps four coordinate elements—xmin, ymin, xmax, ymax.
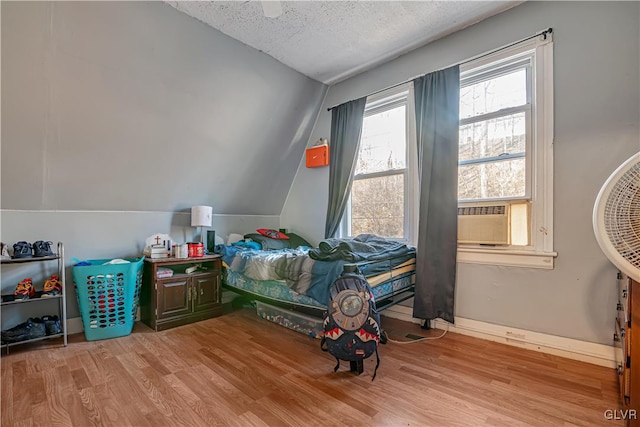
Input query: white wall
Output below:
<box><xmin>0</xmin><ymin>210</ymin><xmax>278</xmax><ymax>324</ymax></box>
<box><xmin>1</xmin><ymin>1</ymin><xmax>326</xmax><ymax>215</ymax></box>
<box><xmin>0</xmin><ymin>1</ymin><xmax>323</xmax><ymax>326</ymax></box>
<box><xmin>281</xmin><ymin>1</ymin><xmax>640</xmax><ymax>345</ymax></box>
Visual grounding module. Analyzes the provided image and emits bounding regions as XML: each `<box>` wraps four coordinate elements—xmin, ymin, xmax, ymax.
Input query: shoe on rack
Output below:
<box><xmin>41</xmin><ymin>315</ymin><xmax>62</xmax><ymax>335</ymax></box>
<box><xmin>12</xmin><ymin>241</ymin><xmax>33</xmax><ymax>259</ymax></box>
<box><xmin>0</xmin><ymin>242</ymin><xmax>10</xmax><ymax>260</ymax></box>
<box><xmin>1</xmin><ymin>318</ymin><xmax>46</xmax><ymax>343</ymax></box>
<box><xmin>14</xmin><ymin>278</ymin><xmax>35</xmax><ymax>300</ymax></box>
<box><xmin>33</xmin><ymin>241</ymin><xmax>55</xmax><ymax>257</ymax></box>
<box><xmin>41</xmin><ymin>275</ymin><xmax>62</xmax><ymax>297</ymax></box>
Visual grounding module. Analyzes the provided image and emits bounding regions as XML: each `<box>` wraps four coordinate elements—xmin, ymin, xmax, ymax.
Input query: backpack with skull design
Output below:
<box><xmin>320</xmin><ymin>271</ymin><xmax>381</xmax><ymax>380</ymax></box>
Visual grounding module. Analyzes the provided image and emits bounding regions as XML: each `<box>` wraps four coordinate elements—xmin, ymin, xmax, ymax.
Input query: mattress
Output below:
<box><xmin>224</xmin><ymin>258</ymin><xmax>415</xmax><ymax>310</ymax></box>
<box><xmin>222</xmin><ymin>245</ymin><xmax>413</xmax><ymax>301</ymax></box>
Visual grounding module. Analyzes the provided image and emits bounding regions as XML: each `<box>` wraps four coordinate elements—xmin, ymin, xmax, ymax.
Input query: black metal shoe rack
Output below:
<box><xmin>1</xmin><ymin>242</ymin><xmax>68</xmax><ymax>353</ymax></box>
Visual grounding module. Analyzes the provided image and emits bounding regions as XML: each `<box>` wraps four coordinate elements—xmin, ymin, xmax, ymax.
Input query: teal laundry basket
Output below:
<box><xmin>72</xmin><ymin>257</ymin><xmax>144</xmax><ymax>341</ymax></box>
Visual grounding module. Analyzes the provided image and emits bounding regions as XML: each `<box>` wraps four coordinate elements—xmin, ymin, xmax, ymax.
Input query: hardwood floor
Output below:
<box><xmin>1</xmin><ymin>308</ymin><xmax>622</xmax><ymax>426</ymax></box>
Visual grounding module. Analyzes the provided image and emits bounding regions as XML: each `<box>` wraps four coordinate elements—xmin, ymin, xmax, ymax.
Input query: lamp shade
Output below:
<box><xmin>191</xmin><ymin>206</ymin><xmax>212</xmax><ymax>227</ymax></box>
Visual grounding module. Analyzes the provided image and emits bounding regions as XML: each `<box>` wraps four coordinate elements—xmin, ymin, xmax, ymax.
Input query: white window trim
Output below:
<box><xmin>457</xmin><ymin>33</ymin><xmax>556</xmax><ymax>269</ymax></box>
<box><xmin>457</xmin><ymin>248</ymin><xmax>556</xmax><ymax>269</ymax></box>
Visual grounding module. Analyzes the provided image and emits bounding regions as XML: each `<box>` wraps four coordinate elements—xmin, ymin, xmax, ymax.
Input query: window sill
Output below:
<box><xmin>457</xmin><ymin>247</ymin><xmax>557</xmax><ymax>269</ymax></box>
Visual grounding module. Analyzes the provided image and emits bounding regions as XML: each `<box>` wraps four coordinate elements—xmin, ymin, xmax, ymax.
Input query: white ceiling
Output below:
<box><xmin>167</xmin><ymin>1</ymin><xmax>522</xmax><ymax>85</ymax></box>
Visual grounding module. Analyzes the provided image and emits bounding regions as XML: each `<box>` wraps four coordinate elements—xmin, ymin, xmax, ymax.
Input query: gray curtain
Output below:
<box><xmin>412</xmin><ymin>66</ymin><xmax>460</xmax><ymax>324</ymax></box>
<box><xmin>325</xmin><ymin>97</ymin><xmax>367</xmax><ymax>238</ymax></box>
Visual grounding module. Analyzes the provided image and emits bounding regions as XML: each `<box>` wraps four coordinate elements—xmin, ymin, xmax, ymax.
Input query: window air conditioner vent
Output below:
<box><xmin>458</xmin><ymin>203</ymin><xmax>510</xmax><ymax>245</ymax></box>
<box><xmin>458</xmin><ymin>205</ymin><xmax>506</xmax><ymax>216</ymax></box>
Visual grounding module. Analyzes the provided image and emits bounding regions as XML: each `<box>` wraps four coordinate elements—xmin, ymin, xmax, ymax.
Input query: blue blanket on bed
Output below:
<box><xmin>216</xmin><ymin>245</ymin><xmax>345</xmax><ymax>304</ymax></box>
<box><xmin>216</xmin><ymin>235</ymin><xmax>414</xmax><ymax>305</ymax></box>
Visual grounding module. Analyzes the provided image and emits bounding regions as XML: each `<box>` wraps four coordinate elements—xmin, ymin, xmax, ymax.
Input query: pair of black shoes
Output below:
<box><xmin>12</xmin><ymin>241</ymin><xmax>55</xmax><ymax>259</ymax></box>
<box><xmin>1</xmin><ymin>316</ymin><xmax>61</xmax><ymax>343</ymax></box>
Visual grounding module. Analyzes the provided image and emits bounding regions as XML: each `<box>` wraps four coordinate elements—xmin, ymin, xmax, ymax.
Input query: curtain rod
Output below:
<box><xmin>327</xmin><ymin>28</ymin><xmax>552</xmax><ymax>112</ymax></box>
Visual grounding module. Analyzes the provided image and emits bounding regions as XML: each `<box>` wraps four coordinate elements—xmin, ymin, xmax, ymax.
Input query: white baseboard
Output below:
<box><xmin>382</xmin><ymin>305</ymin><xmax>617</xmax><ymax>368</ymax></box>
<box><xmin>66</xmin><ymin>317</ymin><xmax>84</xmax><ymax>335</ymax></box>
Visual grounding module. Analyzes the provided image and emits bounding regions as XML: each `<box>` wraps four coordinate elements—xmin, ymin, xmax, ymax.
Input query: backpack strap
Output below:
<box><xmin>320</xmin><ymin>336</ymin><xmax>327</xmax><ymax>352</ymax></box>
<box><xmin>321</xmin><ymin>335</ymin><xmax>341</xmax><ymax>371</ymax></box>
<box><xmin>371</xmin><ymin>346</ymin><xmax>380</xmax><ymax>381</ymax></box>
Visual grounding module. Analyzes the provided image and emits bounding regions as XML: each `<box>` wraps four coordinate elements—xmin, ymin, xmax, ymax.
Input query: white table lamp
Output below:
<box><xmin>191</xmin><ymin>205</ymin><xmax>212</xmax><ymax>244</ymax></box>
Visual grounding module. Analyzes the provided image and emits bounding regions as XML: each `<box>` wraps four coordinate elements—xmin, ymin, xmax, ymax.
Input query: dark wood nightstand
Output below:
<box><xmin>140</xmin><ymin>254</ymin><xmax>223</xmax><ymax>331</ymax></box>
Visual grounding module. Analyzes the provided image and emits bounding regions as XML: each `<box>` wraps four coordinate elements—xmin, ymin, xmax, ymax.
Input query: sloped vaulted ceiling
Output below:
<box><xmin>168</xmin><ymin>1</ymin><xmax>523</xmax><ymax>84</ymax></box>
<box><xmin>1</xmin><ymin>1</ymin><xmax>326</xmax><ymax>215</ymax></box>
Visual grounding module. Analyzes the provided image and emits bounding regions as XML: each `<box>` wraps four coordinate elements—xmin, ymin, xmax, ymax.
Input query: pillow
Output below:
<box><xmin>256</xmin><ymin>228</ymin><xmax>289</xmax><ymax>240</ymax></box>
<box><xmin>227</xmin><ymin>233</ymin><xmax>244</xmax><ymax>245</ymax></box>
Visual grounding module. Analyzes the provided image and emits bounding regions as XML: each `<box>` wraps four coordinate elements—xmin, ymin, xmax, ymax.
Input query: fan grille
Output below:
<box><xmin>603</xmin><ymin>162</ymin><xmax>640</xmax><ymax>269</ymax></box>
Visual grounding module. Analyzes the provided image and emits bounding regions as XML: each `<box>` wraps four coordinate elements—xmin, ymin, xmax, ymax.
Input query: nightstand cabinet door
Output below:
<box><xmin>157</xmin><ymin>278</ymin><xmax>191</xmax><ymax>320</ymax></box>
<box><xmin>141</xmin><ymin>255</ymin><xmax>223</xmax><ymax>332</ymax></box>
<box><xmin>193</xmin><ymin>274</ymin><xmax>220</xmax><ymax>313</ymax></box>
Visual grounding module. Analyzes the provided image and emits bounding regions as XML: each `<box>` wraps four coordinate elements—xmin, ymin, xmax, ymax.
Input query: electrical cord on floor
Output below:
<box><xmin>382</xmin><ymin>324</ymin><xmax>449</xmax><ymax>344</ymax></box>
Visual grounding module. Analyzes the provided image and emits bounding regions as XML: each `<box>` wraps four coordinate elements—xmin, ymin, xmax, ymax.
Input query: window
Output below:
<box><xmin>340</xmin><ymin>84</ymin><xmax>417</xmax><ymax>243</ymax></box>
<box><xmin>457</xmin><ymin>35</ymin><xmax>555</xmax><ymax>268</ymax></box>
<box><xmin>339</xmin><ymin>35</ymin><xmax>554</xmax><ymax>268</ymax></box>
<box><xmin>459</xmin><ymin>64</ymin><xmax>529</xmax><ymax>202</ymax></box>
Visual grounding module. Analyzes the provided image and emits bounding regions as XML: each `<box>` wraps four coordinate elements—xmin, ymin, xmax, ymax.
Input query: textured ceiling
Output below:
<box><xmin>167</xmin><ymin>1</ymin><xmax>523</xmax><ymax>84</ymax></box>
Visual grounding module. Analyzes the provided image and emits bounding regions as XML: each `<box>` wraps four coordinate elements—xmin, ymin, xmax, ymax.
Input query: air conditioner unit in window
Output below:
<box><xmin>458</xmin><ymin>203</ymin><xmax>511</xmax><ymax>245</ymax></box>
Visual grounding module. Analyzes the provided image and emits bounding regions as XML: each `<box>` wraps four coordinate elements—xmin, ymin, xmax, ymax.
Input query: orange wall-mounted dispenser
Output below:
<box><xmin>306</xmin><ymin>144</ymin><xmax>329</xmax><ymax>168</ymax></box>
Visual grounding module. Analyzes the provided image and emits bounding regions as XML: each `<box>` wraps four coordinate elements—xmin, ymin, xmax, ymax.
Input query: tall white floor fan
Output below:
<box><xmin>593</xmin><ymin>152</ymin><xmax>640</xmax><ymax>282</ymax></box>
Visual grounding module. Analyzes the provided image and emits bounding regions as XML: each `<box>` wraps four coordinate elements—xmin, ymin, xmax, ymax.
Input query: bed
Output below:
<box><xmin>216</xmin><ymin>232</ymin><xmax>416</xmax><ymax>317</ymax></box>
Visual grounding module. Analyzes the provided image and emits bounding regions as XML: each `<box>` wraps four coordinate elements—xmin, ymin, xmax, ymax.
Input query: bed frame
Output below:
<box><xmin>223</xmin><ymin>255</ymin><xmax>416</xmax><ymax>318</ymax></box>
